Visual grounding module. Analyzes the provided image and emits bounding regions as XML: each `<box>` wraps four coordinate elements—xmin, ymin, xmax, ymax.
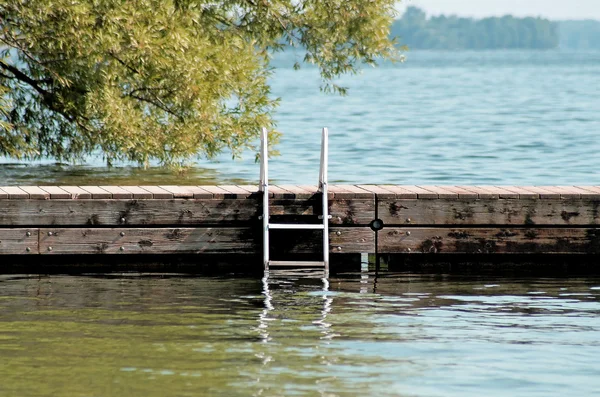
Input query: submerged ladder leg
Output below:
<box><xmin>260</xmin><ymin>127</ymin><xmax>330</xmax><ymax>275</ymax></box>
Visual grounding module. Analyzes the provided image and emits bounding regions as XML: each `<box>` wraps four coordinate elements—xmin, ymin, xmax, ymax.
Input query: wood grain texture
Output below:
<box><xmin>378</xmin><ymin>227</ymin><xmax>600</xmax><ymax>254</ymax></box>
<box><xmin>38</xmin><ymin>227</ymin><xmax>373</xmax><ymax>254</ymax></box>
<box><xmin>0</xmin><ymin>198</ymin><xmax>373</xmax><ymax>226</ymax></box>
<box><xmin>0</xmin><ymin>229</ymin><xmax>38</xmax><ymax>254</ymax></box>
<box><xmin>379</xmin><ymin>199</ymin><xmax>600</xmax><ymax>226</ymax></box>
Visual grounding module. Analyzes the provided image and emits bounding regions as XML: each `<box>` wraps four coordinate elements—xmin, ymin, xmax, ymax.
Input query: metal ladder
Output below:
<box><xmin>259</xmin><ymin>127</ymin><xmax>330</xmax><ymax>273</ymax></box>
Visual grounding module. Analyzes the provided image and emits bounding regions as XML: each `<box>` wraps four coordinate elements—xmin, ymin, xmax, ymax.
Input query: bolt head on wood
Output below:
<box><xmin>26</xmin><ymin>231</ymin><xmax>31</xmax><ymax>237</ymax></box>
<box><xmin>407</xmin><ymin>248</ymin><xmax>411</xmax><ymax>253</ymax></box>
<box><xmin>406</xmin><ymin>231</ymin><xmax>411</xmax><ymax>236</ymax></box>
<box><xmin>26</xmin><ymin>247</ymin><xmax>31</xmax><ymax>252</ymax></box>
<box><xmin>406</xmin><ymin>218</ymin><xmax>411</xmax><ymax>223</ymax></box>
<box><xmin>337</xmin><ymin>246</ymin><xmax>342</xmax><ymax>251</ymax></box>
<box><xmin>336</xmin><ymin>231</ymin><xmax>342</xmax><ymax>236</ymax></box>
<box><xmin>120</xmin><ymin>246</ymin><xmax>125</xmax><ymax>251</ymax></box>
<box><xmin>120</xmin><ymin>218</ymin><xmax>126</xmax><ymax>223</ymax></box>
<box><xmin>48</xmin><ymin>231</ymin><xmax>53</xmax><ymax>236</ymax></box>
<box><xmin>120</xmin><ymin>232</ymin><xmax>125</xmax><ymax>237</ymax></box>
<box><xmin>48</xmin><ymin>247</ymin><xmax>53</xmax><ymax>251</ymax></box>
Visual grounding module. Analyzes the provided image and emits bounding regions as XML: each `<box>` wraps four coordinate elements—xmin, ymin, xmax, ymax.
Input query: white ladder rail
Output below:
<box><xmin>260</xmin><ymin>127</ymin><xmax>330</xmax><ymax>274</ymax></box>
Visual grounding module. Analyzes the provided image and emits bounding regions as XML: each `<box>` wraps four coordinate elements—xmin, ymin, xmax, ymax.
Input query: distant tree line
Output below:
<box><xmin>559</xmin><ymin>20</ymin><xmax>600</xmax><ymax>50</ymax></box>
<box><xmin>392</xmin><ymin>7</ymin><xmax>558</xmax><ymax>50</ymax></box>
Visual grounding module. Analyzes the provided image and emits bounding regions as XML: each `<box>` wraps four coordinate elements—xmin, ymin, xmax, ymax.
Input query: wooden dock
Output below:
<box><xmin>1</xmin><ymin>185</ymin><xmax>600</xmax><ymax>266</ymax></box>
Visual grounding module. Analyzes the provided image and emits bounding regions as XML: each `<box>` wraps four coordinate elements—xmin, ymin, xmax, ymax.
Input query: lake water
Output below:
<box><xmin>1</xmin><ymin>50</ymin><xmax>599</xmax><ymax>185</ymax></box>
<box><xmin>2</xmin><ymin>51</ymin><xmax>600</xmax><ymax>396</ymax></box>
<box><xmin>1</xmin><ymin>272</ymin><xmax>600</xmax><ymax>396</ymax></box>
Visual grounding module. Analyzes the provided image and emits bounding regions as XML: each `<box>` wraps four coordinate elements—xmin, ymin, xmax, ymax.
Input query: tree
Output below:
<box><xmin>0</xmin><ymin>0</ymin><xmax>399</xmax><ymax>166</ymax></box>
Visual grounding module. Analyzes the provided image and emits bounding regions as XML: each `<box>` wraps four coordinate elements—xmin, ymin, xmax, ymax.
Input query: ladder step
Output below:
<box><xmin>268</xmin><ymin>261</ymin><xmax>326</xmax><ymax>267</ymax></box>
<box><xmin>268</xmin><ymin>223</ymin><xmax>325</xmax><ymax>230</ymax></box>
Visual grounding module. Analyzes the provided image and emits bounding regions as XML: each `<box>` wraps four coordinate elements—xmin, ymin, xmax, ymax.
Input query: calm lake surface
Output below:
<box><xmin>1</xmin><ymin>50</ymin><xmax>599</xmax><ymax>185</ymax></box>
<box><xmin>1</xmin><ymin>272</ymin><xmax>600</xmax><ymax>396</ymax></box>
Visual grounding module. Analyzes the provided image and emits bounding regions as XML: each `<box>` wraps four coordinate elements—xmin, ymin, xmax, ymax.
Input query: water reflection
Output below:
<box><xmin>1</xmin><ymin>273</ymin><xmax>600</xmax><ymax>396</ymax></box>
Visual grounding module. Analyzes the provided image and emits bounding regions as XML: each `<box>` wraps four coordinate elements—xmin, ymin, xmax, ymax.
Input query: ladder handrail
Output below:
<box><xmin>320</xmin><ymin>128</ymin><xmax>329</xmax><ymax>269</ymax></box>
<box><xmin>260</xmin><ymin>127</ymin><xmax>329</xmax><ymax>276</ymax></box>
<box><xmin>260</xmin><ymin>127</ymin><xmax>269</xmax><ymax>268</ymax></box>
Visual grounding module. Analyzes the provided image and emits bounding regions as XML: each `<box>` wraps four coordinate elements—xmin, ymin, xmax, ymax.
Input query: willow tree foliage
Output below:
<box><xmin>0</xmin><ymin>0</ymin><xmax>399</xmax><ymax>166</ymax></box>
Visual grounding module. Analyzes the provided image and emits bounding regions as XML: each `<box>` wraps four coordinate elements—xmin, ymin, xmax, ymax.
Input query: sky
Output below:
<box><xmin>396</xmin><ymin>0</ymin><xmax>600</xmax><ymax>20</ymax></box>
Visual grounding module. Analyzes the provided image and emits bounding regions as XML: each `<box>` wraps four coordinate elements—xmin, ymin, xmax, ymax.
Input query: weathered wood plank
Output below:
<box><xmin>378</xmin><ymin>198</ymin><xmax>600</xmax><ymax>226</ymax></box>
<box><xmin>38</xmin><ymin>227</ymin><xmax>373</xmax><ymax>254</ymax></box>
<box><xmin>329</xmin><ymin>185</ymin><xmax>367</xmax><ymax>199</ymax></box>
<box><xmin>416</xmin><ymin>186</ymin><xmax>457</xmax><ymax>199</ymax></box>
<box><xmin>196</xmin><ymin>185</ymin><xmax>230</xmax><ymax>199</ymax></box>
<box><xmin>329</xmin><ymin>198</ymin><xmax>375</xmax><ymax>225</ymax></box>
<box><xmin>377</xmin><ymin>185</ymin><xmax>418</xmax><ymax>199</ymax></box>
<box><xmin>0</xmin><ymin>186</ymin><xmax>29</xmax><ymax>199</ymax></box>
<box><xmin>219</xmin><ymin>185</ymin><xmax>255</xmax><ymax>198</ymax></box>
<box><xmin>40</xmin><ymin>186</ymin><xmax>71</xmax><ymax>199</ymax></box>
<box><xmin>576</xmin><ymin>186</ymin><xmax>600</xmax><ymax>199</ymax></box>
<box><xmin>489</xmin><ymin>186</ymin><xmax>521</xmax><ymax>199</ymax></box>
<box><xmin>437</xmin><ymin>186</ymin><xmax>478</xmax><ymax>199</ymax></box>
<box><xmin>236</xmin><ymin>185</ymin><xmax>259</xmax><ymax>193</ymax></box>
<box><xmin>20</xmin><ymin>186</ymin><xmax>49</xmax><ymax>200</ymax></box>
<box><xmin>139</xmin><ymin>186</ymin><xmax>173</xmax><ymax>199</ymax></box>
<box><xmin>0</xmin><ymin>198</ymin><xmax>372</xmax><ymax>226</ymax></box>
<box><xmin>355</xmin><ymin>185</ymin><xmax>395</xmax><ymax>199</ymax></box>
<box><xmin>53</xmin><ymin>186</ymin><xmax>90</xmax><ymax>199</ymax></box>
<box><xmin>80</xmin><ymin>186</ymin><xmax>111</xmax><ymax>199</ymax></box>
<box><xmin>99</xmin><ymin>186</ymin><xmax>133</xmax><ymax>199</ymax></box>
<box><xmin>159</xmin><ymin>185</ymin><xmax>195</xmax><ymax>198</ymax></box>
<box><xmin>378</xmin><ymin>227</ymin><xmax>600</xmax><ymax>254</ymax></box>
<box><xmin>396</xmin><ymin>186</ymin><xmax>438</xmax><ymax>199</ymax></box>
<box><xmin>120</xmin><ymin>186</ymin><xmax>153</xmax><ymax>199</ymax></box>
<box><xmin>0</xmin><ymin>229</ymin><xmax>38</xmax><ymax>254</ymax></box>
<box><xmin>457</xmin><ymin>186</ymin><xmax>499</xmax><ymax>200</ymax></box>
<box><xmin>277</xmin><ymin>185</ymin><xmax>315</xmax><ymax>199</ymax></box>
<box><xmin>519</xmin><ymin>186</ymin><xmax>561</xmax><ymax>199</ymax></box>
